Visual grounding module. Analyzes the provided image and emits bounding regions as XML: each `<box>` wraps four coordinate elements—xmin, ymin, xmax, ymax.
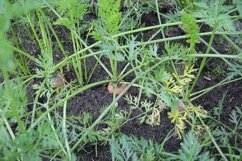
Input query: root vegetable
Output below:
<box><xmin>107</xmin><ymin>82</ymin><xmax>128</xmax><ymax>95</ymax></box>
<box><xmin>52</xmin><ymin>74</ymin><xmax>65</xmax><ymax>88</ymax></box>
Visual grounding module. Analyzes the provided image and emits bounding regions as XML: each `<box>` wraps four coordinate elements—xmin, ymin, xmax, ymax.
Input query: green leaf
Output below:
<box><xmin>217</xmin><ymin>14</ymin><xmax>236</xmax><ymax>31</ymax></box>
<box><xmin>193</xmin><ymin>1</ymin><xmax>236</xmax><ymax>31</ymax></box>
<box><xmin>177</xmin><ymin>131</ymin><xmax>214</xmax><ymax>161</ymax></box>
<box><xmin>181</xmin><ymin>11</ymin><xmax>200</xmax><ymax>45</ymax></box>
<box><xmin>54</xmin><ymin>17</ymin><xmax>74</xmax><ymax>29</ymax></box>
<box><xmin>56</xmin><ymin>0</ymin><xmax>88</xmax><ymax>20</ymax></box>
<box><xmin>98</xmin><ymin>0</ymin><xmax>121</xmax><ymax>35</ymax></box>
<box><xmin>179</xmin><ymin>131</ymin><xmax>201</xmax><ymax>160</ymax></box>
<box><xmin>235</xmin><ymin>0</ymin><xmax>242</xmax><ymax>15</ymax></box>
<box><xmin>0</xmin><ymin>0</ymin><xmax>41</xmax><ymax>71</ymax></box>
<box><xmin>105</xmin><ymin>51</ymin><xmax>125</xmax><ymax>61</ymax></box>
<box><xmin>0</xmin><ymin>34</ymin><xmax>15</xmax><ymax>71</ymax></box>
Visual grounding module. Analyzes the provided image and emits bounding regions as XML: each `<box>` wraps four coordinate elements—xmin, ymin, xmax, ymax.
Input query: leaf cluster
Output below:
<box><xmin>125</xmin><ymin>95</ymin><xmax>165</xmax><ymax>126</ymax></box>
<box><xmin>0</xmin><ymin>0</ymin><xmax>41</xmax><ymax>71</ymax></box>
<box><xmin>98</xmin><ymin>0</ymin><xmax>121</xmax><ymax>35</ymax></box>
<box><xmin>181</xmin><ymin>11</ymin><xmax>200</xmax><ymax>49</ymax></box>
<box><xmin>110</xmin><ymin>131</ymin><xmax>214</xmax><ymax>161</ymax></box>
<box><xmin>168</xmin><ymin>103</ymin><xmax>207</xmax><ymax>138</ymax></box>
<box><xmin>193</xmin><ymin>0</ymin><xmax>236</xmax><ymax>31</ymax></box>
<box><xmin>55</xmin><ymin>0</ymin><xmax>88</xmax><ymax>29</ymax></box>
<box><xmin>110</xmin><ymin>134</ymin><xmax>163</xmax><ymax>161</ymax></box>
<box><xmin>0</xmin><ymin>123</ymin><xmax>60</xmax><ymax>161</ymax></box>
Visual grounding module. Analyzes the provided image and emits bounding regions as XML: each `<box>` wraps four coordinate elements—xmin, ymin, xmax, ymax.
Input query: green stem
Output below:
<box><xmin>62</xmin><ymin>92</ymin><xmax>72</xmax><ymax>159</ymax></box>
<box><xmin>71</xmin><ymin>30</ymin><xmax>83</xmax><ymax>85</ymax></box>
<box><xmin>222</xmin><ymin>34</ymin><xmax>242</xmax><ymax>53</ymax></box>
<box><xmin>200</xmin><ymin>38</ymin><xmax>242</xmax><ymax>77</ymax></box>
<box><xmin>53</xmin><ymin>29</ymin><xmax>241</xmax><ymax>72</ymax></box>
<box><xmin>28</xmin><ymin>80</ymin><xmax>111</xmax><ymax>131</ymax></box>
<box><xmin>185</xmin><ymin>25</ymin><xmax>217</xmax><ymax>101</ymax></box>
<box><xmin>188</xmin><ymin>53</ymin><xmax>241</xmax><ymax>59</ymax></box>
<box><xmin>190</xmin><ymin>77</ymin><xmax>242</xmax><ymax>101</ymax></box>
<box><xmin>11</xmin><ymin>46</ymin><xmax>39</xmax><ymax>63</ymax></box>
<box><xmin>1</xmin><ymin>113</ymin><xmax>16</xmax><ymax>140</ymax></box>
<box><xmin>2</xmin><ymin>70</ymin><xmax>26</xmax><ymax>133</ymax></box>
<box><xmin>31</xmin><ymin>78</ymin><xmax>47</xmax><ymax>125</ymax></box>
<box><xmin>70</xmin><ymin>77</ymin><xmax>138</xmax><ymax>152</ymax></box>
<box><xmin>113</xmin><ymin>59</ymin><xmax>118</xmax><ymax>82</ymax></box>
<box><xmin>46</xmin><ymin>96</ymin><xmax>67</xmax><ymax>155</ymax></box>
<box><xmin>40</xmin><ymin>10</ymin><xmax>67</xmax><ymax>57</ymax></box>
<box><xmin>198</xmin><ymin>117</ymin><xmax>228</xmax><ymax>161</ymax></box>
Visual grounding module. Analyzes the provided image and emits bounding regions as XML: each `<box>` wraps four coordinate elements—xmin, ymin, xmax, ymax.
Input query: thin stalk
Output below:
<box><xmin>46</xmin><ymin>97</ymin><xmax>67</xmax><ymax>156</ymax></box>
<box><xmin>31</xmin><ymin>78</ymin><xmax>47</xmax><ymax>125</ymax></box>
<box><xmin>71</xmin><ymin>30</ymin><xmax>83</xmax><ymax>85</ymax></box>
<box><xmin>190</xmin><ymin>77</ymin><xmax>242</xmax><ymax>101</ymax></box>
<box><xmin>53</xmin><ymin>29</ymin><xmax>241</xmax><ymax>72</ymax></box>
<box><xmin>114</xmin><ymin>31</ymin><xmax>241</xmax><ymax>50</ymax></box>
<box><xmin>119</xmin><ymin>55</ymin><xmax>182</xmax><ymax>81</ymax></box>
<box><xmin>26</xmin><ymin>13</ymin><xmax>42</xmax><ymax>49</ymax></box>
<box><xmin>118</xmin><ymin>63</ymin><xmax>130</xmax><ymax>77</ymax></box>
<box><xmin>62</xmin><ymin>92</ymin><xmax>72</xmax><ymax>159</ymax></box>
<box><xmin>39</xmin><ymin>5</ymin><xmax>113</xmax><ymax>80</ymax></box>
<box><xmin>1</xmin><ymin>113</ymin><xmax>16</xmax><ymax>140</ymax></box>
<box><xmin>83</xmin><ymin>24</ymin><xmax>92</xmax><ymax>81</ymax></box>
<box><xmin>19</xmin><ymin>30</ymin><xmax>240</xmax><ymax>86</ymax></box>
<box><xmin>112</xmin><ymin>59</ymin><xmax>118</xmax><ymax>82</ymax></box>
<box><xmin>10</xmin><ymin>45</ymin><xmax>39</xmax><ymax>63</ymax></box>
<box><xmin>222</xmin><ymin>34</ymin><xmax>242</xmax><ymax>53</ymax></box>
<box><xmin>155</xmin><ymin>0</ymin><xmax>178</xmax><ymax>75</ymax></box>
<box><xmin>40</xmin><ymin>10</ymin><xmax>67</xmax><ymax>57</ymax></box>
<box><xmin>70</xmin><ymin>9</ymin><xmax>84</xmax><ymax>85</ymax></box>
<box><xmin>2</xmin><ymin>70</ymin><xmax>26</xmax><ymax>133</ymax></box>
<box><xmin>70</xmin><ymin>77</ymin><xmax>138</xmax><ymax>152</ymax></box>
<box><xmin>28</xmin><ymin>79</ymin><xmax>111</xmax><ymax>131</ymax></box>
<box><xmin>200</xmin><ymin>38</ymin><xmax>242</xmax><ymax>77</ymax></box>
<box><xmin>87</xmin><ymin>54</ymin><xmax>103</xmax><ymax>83</ymax></box>
<box><xmin>185</xmin><ymin>25</ymin><xmax>218</xmax><ymax>101</ymax></box>
<box><xmin>188</xmin><ymin>53</ymin><xmax>241</xmax><ymax>59</ymax></box>
<box><xmin>198</xmin><ymin>117</ymin><xmax>228</xmax><ymax>161</ymax></box>
<box><xmin>1</xmin><ymin>112</ymin><xmax>21</xmax><ymax>161</ymax></box>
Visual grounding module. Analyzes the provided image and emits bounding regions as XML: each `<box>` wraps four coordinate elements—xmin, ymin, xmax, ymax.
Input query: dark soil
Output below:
<box><xmin>64</xmin><ymin>12</ymin><xmax>242</xmax><ymax>161</ymax></box>
<box><xmin>14</xmin><ymin>3</ymin><xmax>242</xmax><ymax>161</ymax></box>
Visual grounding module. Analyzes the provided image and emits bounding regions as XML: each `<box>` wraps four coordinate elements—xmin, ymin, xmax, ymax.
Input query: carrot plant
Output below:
<box><xmin>0</xmin><ymin>0</ymin><xmax>242</xmax><ymax>160</ymax></box>
<box><xmin>54</xmin><ymin>0</ymin><xmax>88</xmax><ymax>85</ymax></box>
<box><xmin>0</xmin><ymin>1</ymin><xmax>59</xmax><ymax>160</ymax></box>
<box><xmin>93</xmin><ymin>0</ymin><xmax>122</xmax><ymax>82</ymax></box>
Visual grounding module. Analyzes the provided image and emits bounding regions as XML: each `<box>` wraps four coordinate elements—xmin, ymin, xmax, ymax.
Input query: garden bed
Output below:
<box><xmin>0</xmin><ymin>0</ymin><xmax>241</xmax><ymax>161</ymax></box>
